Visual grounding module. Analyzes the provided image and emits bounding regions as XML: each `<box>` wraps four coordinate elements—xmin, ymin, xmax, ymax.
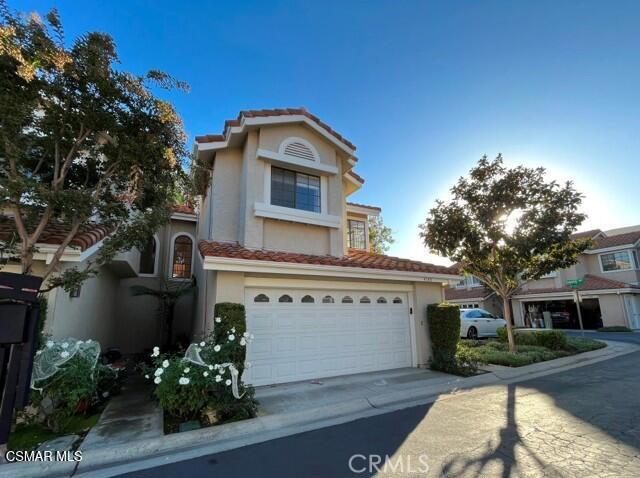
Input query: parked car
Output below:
<box><xmin>460</xmin><ymin>308</ymin><xmax>507</xmax><ymax>339</ymax></box>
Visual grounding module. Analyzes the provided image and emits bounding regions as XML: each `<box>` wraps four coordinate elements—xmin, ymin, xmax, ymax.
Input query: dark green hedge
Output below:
<box><xmin>213</xmin><ymin>302</ymin><xmax>247</xmax><ymax>374</ymax></box>
<box><xmin>427</xmin><ymin>303</ymin><xmax>461</xmax><ymax>367</ymax></box>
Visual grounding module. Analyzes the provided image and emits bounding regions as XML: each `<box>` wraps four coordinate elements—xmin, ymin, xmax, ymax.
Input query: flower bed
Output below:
<box><xmin>142</xmin><ymin>303</ymin><xmax>258</xmax><ymax>432</ymax></box>
<box><xmin>459</xmin><ymin>335</ymin><xmax>606</xmax><ymax>367</ymax></box>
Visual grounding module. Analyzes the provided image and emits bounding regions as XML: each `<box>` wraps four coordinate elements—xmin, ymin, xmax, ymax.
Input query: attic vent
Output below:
<box><xmin>283</xmin><ymin>141</ymin><xmax>316</xmax><ymax>161</ymax></box>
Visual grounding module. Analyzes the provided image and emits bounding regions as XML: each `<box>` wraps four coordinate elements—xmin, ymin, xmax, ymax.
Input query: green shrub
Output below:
<box><xmin>532</xmin><ymin>330</ymin><xmax>568</xmax><ymax>350</ymax></box>
<box><xmin>428</xmin><ymin>303</ymin><xmax>466</xmax><ymax>374</ymax></box>
<box><xmin>597</xmin><ymin>326</ymin><xmax>632</xmax><ymax>332</ymax></box>
<box><xmin>31</xmin><ymin>355</ymin><xmax>121</xmax><ymax>432</ymax></box>
<box><xmin>428</xmin><ymin>303</ymin><xmax>460</xmax><ymax>361</ymax></box>
<box><xmin>146</xmin><ymin>302</ymin><xmax>258</xmax><ymax>425</ymax></box>
<box><xmin>496</xmin><ymin>327</ymin><xmax>567</xmax><ymax>350</ymax></box>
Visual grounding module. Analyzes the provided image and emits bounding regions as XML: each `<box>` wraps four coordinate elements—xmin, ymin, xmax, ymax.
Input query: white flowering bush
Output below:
<box><xmin>143</xmin><ymin>303</ymin><xmax>258</xmax><ymax>423</ymax></box>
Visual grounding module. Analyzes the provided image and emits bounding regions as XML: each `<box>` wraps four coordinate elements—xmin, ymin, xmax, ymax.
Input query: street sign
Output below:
<box><xmin>566</xmin><ymin>278</ymin><xmax>584</xmax><ymax>288</ymax></box>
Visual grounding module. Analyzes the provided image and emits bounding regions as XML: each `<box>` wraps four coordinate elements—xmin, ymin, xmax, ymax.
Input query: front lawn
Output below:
<box><xmin>459</xmin><ymin>336</ymin><xmax>606</xmax><ymax>368</ymax></box>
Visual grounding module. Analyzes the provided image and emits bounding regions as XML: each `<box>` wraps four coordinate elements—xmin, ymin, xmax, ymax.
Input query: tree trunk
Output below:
<box><xmin>502</xmin><ymin>295</ymin><xmax>517</xmax><ymax>353</ymax></box>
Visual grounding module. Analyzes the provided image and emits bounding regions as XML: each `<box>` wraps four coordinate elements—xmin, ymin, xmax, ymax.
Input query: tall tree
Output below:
<box><xmin>368</xmin><ymin>215</ymin><xmax>395</xmax><ymax>254</ymax></box>
<box><xmin>0</xmin><ymin>3</ymin><xmax>189</xmax><ymax>291</ymax></box>
<box><xmin>420</xmin><ymin>155</ymin><xmax>590</xmax><ymax>352</ymax></box>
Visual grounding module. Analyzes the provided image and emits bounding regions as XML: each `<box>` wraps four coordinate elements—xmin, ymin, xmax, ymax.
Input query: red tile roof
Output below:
<box><xmin>346</xmin><ymin>202</ymin><xmax>381</xmax><ymax>212</ymax></box>
<box><xmin>195</xmin><ymin>108</ymin><xmax>356</xmax><ymax>151</ymax></box>
<box><xmin>515</xmin><ymin>274</ymin><xmax>640</xmax><ymax>296</ymax></box>
<box><xmin>570</xmin><ymin>229</ymin><xmax>602</xmax><ymax>240</ymax></box>
<box><xmin>593</xmin><ymin>230</ymin><xmax>640</xmax><ymax>249</ymax></box>
<box><xmin>172</xmin><ymin>204</ymin><xmax>196</xmax><ymax>215</ymax></box>
<box><xmin>445</xmin><ymin>286</ymin><xmax>494</xmax><ymax>301</ymax></box>
<box><xmin>0</xmin><ymin>217</ymin><xmax>111</xmax><ymax>251</ymax></box>
<box><xmin>198</xmin><ymin>241</ymin><xmax>456</xmax><ymax>275</ymax></box>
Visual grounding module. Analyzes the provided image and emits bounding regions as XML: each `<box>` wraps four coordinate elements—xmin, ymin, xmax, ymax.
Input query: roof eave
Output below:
<box><xmin>201</xmin><ymin>255</ymin><xmax>460</xmax><ymax>283</ymax></box>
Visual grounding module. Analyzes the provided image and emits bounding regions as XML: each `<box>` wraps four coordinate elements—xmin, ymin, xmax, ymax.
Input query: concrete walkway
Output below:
<box><xmin>82</xmin><ymin>375</ymin><xmax>163</xmax><ymax>450</ymax></box>
<box><xmin>256</xmin><ymin>367</ymin><xmax>453</xmax><ymax>415</ymax></box>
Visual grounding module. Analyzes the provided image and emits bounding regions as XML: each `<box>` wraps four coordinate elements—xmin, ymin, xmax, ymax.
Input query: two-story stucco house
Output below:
<box><xmin>192</xmin><ymin>108</ymin><xmax>459</xmax><ymax>386</ymax></box>
<box><xmin>511</xmin><ymin>228</ymin><xmax>640</xmax><ymax>330</ymax></box>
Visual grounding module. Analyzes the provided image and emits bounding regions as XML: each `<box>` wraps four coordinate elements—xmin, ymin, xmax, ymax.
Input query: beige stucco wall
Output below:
<box><xmin>46</xmin><ymin>264</ymin><xmax>119</xmax><ymax>348</ymax></box>
<box><xmin>583</xmin><ymin>253</ymin><xmax>640</xmax><ymax>285</ymax></box>
<box><xmin>413</xmin><ymin>282</ymin><xmax>445</xmax><ymax>367</ymax></box>
<box><xmin>210</xmin><ymin>148</ymin><xmax>243</xmax><ymax>243</ymax></box>
<box><xmin>259</xmin><ymin>124</ymin><xmax>337</xmax><ymax>167</ymax></box>
<box><xmin>263</xmin><ymin>219</ymin><xmax>330</xmax><ymax>255</ymax></box>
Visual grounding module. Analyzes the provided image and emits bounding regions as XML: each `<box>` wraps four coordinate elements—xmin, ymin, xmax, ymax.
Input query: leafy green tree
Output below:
<box><xmin>420</xmin><ymin>155</ymin><xmax>590</xmax><ymax>352</ymax></box>
<box><xmin>368</xmin><ymin>215</ymin><xmax>395</xmax><ymax>254</ymax></box>
<box><xmin>0</xmin><ymin>2</ymin><xmax>188</xmax><ymax>291</ymax></box>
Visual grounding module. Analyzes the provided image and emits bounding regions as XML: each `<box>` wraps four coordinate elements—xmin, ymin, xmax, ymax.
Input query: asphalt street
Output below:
<box><xmin>118</xmin><ymin>333</ymin><xmax>640</xmax><ymax>478</ymax></box>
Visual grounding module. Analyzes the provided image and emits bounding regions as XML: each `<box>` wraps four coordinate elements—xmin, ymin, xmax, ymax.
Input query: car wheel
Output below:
<box><xmin>467</xmin><ymin>326</ymin><xmax>478</xmax><ymax>340</ymax></box>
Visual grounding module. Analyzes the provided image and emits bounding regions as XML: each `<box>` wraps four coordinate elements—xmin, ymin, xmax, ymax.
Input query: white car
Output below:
<box><xmin>460</xmin><ymin>308</ymin><xmax>507</xmax><ymax>339</ymax></box>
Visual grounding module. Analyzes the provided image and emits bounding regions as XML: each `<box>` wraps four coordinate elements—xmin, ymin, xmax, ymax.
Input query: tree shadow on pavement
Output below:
<box><xmin>438</xmin><ymin>384</ymin><xmax>550</xmax><ymax>478</ymax></box>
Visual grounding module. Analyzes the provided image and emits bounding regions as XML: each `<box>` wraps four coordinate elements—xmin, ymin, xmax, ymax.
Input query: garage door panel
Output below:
<box><xmin>244</xmin><ymin>288</ymin><xmax>412</xmax><ymax>386</ymax></box>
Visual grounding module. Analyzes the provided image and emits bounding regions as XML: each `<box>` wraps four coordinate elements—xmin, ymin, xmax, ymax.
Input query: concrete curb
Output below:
<box><xmin>2</xmin><ymin>339</ymin><xmax>638</xmax><ymax>478</ymax></box>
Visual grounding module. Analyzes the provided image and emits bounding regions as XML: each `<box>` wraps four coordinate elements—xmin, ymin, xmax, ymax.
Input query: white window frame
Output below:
<box><xmin>599</xmin><ymin>249</ymin><xmax>639</xmax><ymax>273</ymax></box>
<box><xmin>256</xmin><ymin>162</ymin><xmax>340</xmax><ymax>228</ymax></box>
<box><xmin>168</xmin><ymin>232</ymin><xmax>195</xmax><ymax>281</ymax></box>
<box><xmin>138</xmin><ymin>234</ymin><xmax>160</xmax><ymax>277</ymax></box>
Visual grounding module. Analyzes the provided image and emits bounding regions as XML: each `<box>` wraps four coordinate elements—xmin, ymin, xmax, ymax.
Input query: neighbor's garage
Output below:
<box><xmin>243</xmin><ymin>288</ymin><xmax>412</xmax><ymax>386</ymax></box>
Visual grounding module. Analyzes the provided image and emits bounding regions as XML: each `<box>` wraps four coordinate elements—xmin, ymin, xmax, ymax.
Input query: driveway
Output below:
<box><xmin>564</xmin><ymin>329</ymin><xmax>640</xmax><ymax>345</ymax></box>
<box><xmin>118</xmin><ymin>336</ymin><xmax>640</xmax><ymax>477</ymax></box>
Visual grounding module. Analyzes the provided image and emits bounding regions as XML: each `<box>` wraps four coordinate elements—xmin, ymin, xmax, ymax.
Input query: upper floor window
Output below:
<box><xmin>271</xmin><ymin>166</ymin><xmax>320</xmax><ymax>213</ymax></box>
<box><xmin>457</xmin><ymin>275</ymin><xmax>481</xmax><ymax>288</ymax></box>
<box><xmin>171</xmin><ymin>234</ymin><xmax>193</xmax><ymax>279</ymax></box>
<box><xmin>600</xmin><ymin>250</ymin><xmax>639</xmax><ymax>272</ymax></box>
<box><xmin>139</xmin><ymin>236</ymin><xmax>158</xmax><ymax>275</ymax></box>
<box><xmin>347</xmin><ymin>220</ymin><xmax>366</xmax><ymax>250</ymax></box>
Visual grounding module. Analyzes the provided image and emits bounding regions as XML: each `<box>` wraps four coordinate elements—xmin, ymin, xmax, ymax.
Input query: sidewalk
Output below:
<box><xmin>2</xmin><ymin>339</ymin><xmax>637</xmax><ymax>478</ymax></box>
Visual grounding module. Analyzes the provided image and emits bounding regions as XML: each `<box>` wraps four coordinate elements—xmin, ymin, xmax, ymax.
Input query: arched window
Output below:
<box><xmin>301</xmin><ymin>295</ymin><xmax>315</xmax><ymax>303</ymax></box>
<box><xmin>139</xmin><ymin>235</ymin><xmax>158</xmax><ymax>275</ymax></box>
<box><xmin>360</xmin><ymin>296</ymin><xmax>371</xmax><ymax>304</ymax></box>
<box><xmin>254</xmin><ymin>294</ymin><xmax>269</xmax><ymax>303</ymax></box>
<box><xmin>392</xmin><ymin>297</ymin><xmax>403</xmax><ymax>304</ymax></box>
<box><xmin>278</xmin><ymin>294</ymin><xmax>293</xmax><ymax>303</ymax></box>
<box><xmin>377</xmin><ymin>297</ymin><xmax>387</xmax><ymax>304</ymax></box>
<box><xmin>341</xmin><ymin>296</ymin><xmax>353</xmax><ymax>304</ymax></box>
<box><xmin>322</xmin><ymin>295</ymin><xmax>335</xmax><ymax>304</ymax></box>
<box><xmin>171</xmin><ymin>234</ymin><xmax>193</xmax><ymax>279</ymax></box>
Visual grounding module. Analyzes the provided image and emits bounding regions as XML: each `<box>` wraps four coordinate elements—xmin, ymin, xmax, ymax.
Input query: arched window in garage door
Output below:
<box><xmin>254</xmin><ymin>294</ymin><xmax>269</xmax><ymax>303</ymax></box>
<box><xmin>301</xmin><ymin>295</ymin><xmax>315</xmax><ymax>303</ymax></box>
<box><xmin>278</xmin><ymin>294</ymin><xmax>293</xmax><ymax>303</ymax></box>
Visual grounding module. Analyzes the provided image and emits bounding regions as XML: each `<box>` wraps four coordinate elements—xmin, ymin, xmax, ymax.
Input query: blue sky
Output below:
<box><xmin>20</xmin><ymin>0</ymin><xmax>640</xmax><ymax>264</ymax></box>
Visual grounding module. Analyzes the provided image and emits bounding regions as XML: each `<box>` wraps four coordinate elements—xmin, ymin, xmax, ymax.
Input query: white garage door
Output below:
<box><xmin>243</xmin><ymin>288</ymin><xmax>413</xmax><ymax>386</ymax></box>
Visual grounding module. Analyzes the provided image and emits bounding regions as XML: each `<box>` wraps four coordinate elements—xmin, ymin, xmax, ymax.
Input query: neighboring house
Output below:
<box><xmin>511</xmin><ymin>229</ymin><xmax>640</xmax><ymax>330</ymax></box>
<box><xmin>444</xmin><ymin>275</ymin><xmax>503</xmax><ymax>316</ymax></box>
<box><xmin>192</xmin><ymin>108</ymin><xmax>459</xmax><ymax>386</ymax></box>
<box><xmin>0</xmin><ymin>207</ymin><xmax>198</xmax><ymax>353</ymax></box>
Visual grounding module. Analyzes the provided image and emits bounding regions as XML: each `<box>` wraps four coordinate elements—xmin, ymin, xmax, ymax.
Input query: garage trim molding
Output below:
<box><xmin>203</xmin><ymin>256</ymin><xmax>460</xmax><ymax>283</ymax></box>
